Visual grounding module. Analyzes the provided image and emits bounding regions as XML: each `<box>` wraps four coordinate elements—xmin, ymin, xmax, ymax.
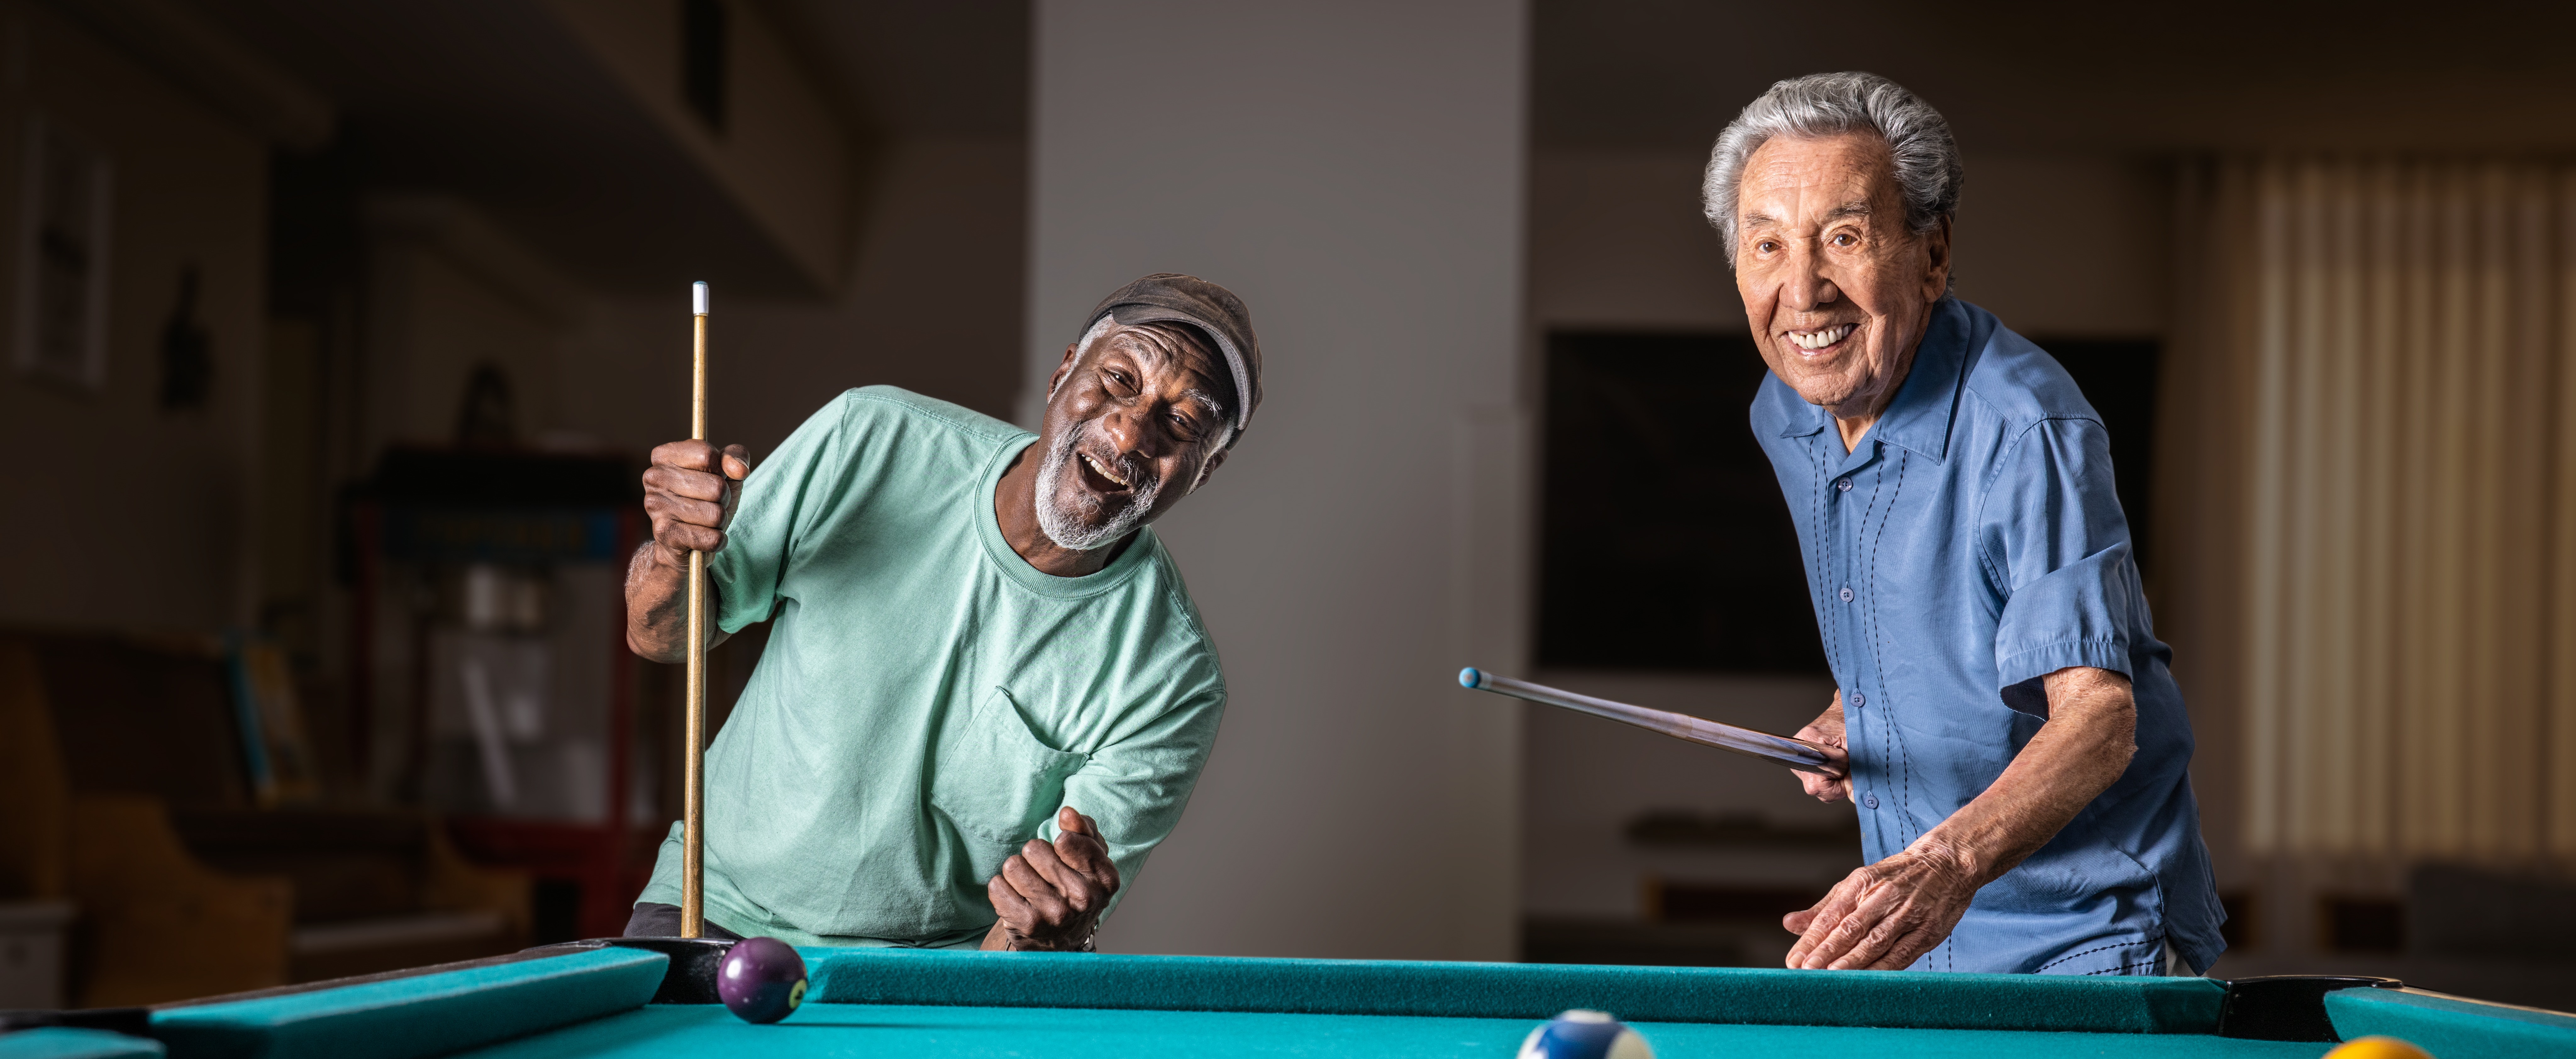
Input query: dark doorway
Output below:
<box><xmin>1535</xmin><ymin>332</ymin><xmax>2162</xmax><ymax>673</ymax></box>
<box><xmin>2034</xmin><ymin>338</ymin><xmax>2161</xmax><ymax>577</ymax></box>
<box><xmin>1536</xmin><ymin>331</ymin><xmax>1823</xmax><ymax>673</ymax></box>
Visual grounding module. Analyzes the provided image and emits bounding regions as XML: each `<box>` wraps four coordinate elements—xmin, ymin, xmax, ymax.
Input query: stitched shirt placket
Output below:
<box><xmin>1865</xmin><ymin>450</ymin><xmax>1914</xmax><ymax>850</ymax></box>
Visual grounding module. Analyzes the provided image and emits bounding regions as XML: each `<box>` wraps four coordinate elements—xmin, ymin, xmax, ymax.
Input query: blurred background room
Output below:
<box><xmin>3</xmin><ymin>0</ymin><xmax>2575</xmax><ymax>1015</ymax></box>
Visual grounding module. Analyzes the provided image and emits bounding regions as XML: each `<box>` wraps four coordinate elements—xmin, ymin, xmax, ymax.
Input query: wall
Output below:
<box><xmin>358</xmin><ymin>197</ymin><xmax>580</xmax><ymax>455</ymax></box>
<box><xmin>1027</xmin><ymin>0</ymin><xmax>1531</xmax><ymax>960</ymax></box>
<box><xmin>1531</xmin><ymin>149</ymin><xmax>2168</xmax><ymax>335</ymax></box>
<box><xmin>1522</xmin><ymin>146</ymin><xmax>2175</xmax><ymax>928</ymax></box>
<box><xmin>1948</xmin><ymin>155</ymin><xmax>2170</xmax><ymax>337</ymax></box>
<box><xmin>562</xmin><ymin>135</ymin><xmax>1027</xmax><ymax>459</ymax></box>
<box><xmin>543</xmin><ymin>0</ymin><xmax>853</xmax><ymax>293</ymax></box>
<box><xmin>0</xmin><ymin>2</ymin><xmax>268</xmax><ymax>632</ymax></box>
<box><xmin>1520</xmin><ymin>671</ymin><xmax>1845</xmax><ymax>919</ymax></box>
<box><xmin>1528</xmin><ymin>152</ymin><xmax>1740</xmax><ymax>332</ymax></box>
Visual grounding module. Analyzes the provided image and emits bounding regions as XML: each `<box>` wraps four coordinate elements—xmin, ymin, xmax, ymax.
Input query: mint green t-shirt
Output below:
<box><xmin>638</xmin><ymin>387</ymin><xmax>1227</xmax><ymax>947</ymax></box>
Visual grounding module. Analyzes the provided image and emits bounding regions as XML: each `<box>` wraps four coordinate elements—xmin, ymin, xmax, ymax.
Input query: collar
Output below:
<box><xmin>1779</xmin><ymin>297</ymin><xmax>1986</xmax><ymax>464</ymax></box>
<box><xmin>974</xmin><ymin>435</ymin><xmax>1159</xmax><ymax>599</ymax></box>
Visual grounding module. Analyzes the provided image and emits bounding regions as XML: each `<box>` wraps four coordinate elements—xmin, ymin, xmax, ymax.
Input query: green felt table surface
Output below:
<box><xmin>10</xmin><ymin>941</ymin><xmax>2569</xmax><ymax>1059</ymax></box>
<box><xmin>0</xmin><ymin>1029</ymin><xmax>164</xmax><ymax>1059</ymax></box>
<box><xmin>796</xmin><ymin>947</ymin><xmax>2232</xmax><ymax>1032</ymax></box>
<box><xmin>2327</xmin><ymin>987</ymin><xmax>2576</xmax><ymax>1059</ymax></box>
<box><xmin>453</xmin><ymin>1002</ymin><xmax>2340</xmax><ymax>1059</ymax></box>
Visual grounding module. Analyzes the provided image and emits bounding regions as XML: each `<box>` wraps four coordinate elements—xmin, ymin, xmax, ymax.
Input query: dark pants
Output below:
<box><xmin>624</xmin><ymin>902</ymin><xmax>745</xmax><ymax>940</ymax></box>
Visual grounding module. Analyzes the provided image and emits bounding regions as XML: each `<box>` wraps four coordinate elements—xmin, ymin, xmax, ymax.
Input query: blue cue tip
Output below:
<box><xmin>1458</xmin><ymin>667</ymin><xmax>1481</xmax><ymax>689</ymax></box>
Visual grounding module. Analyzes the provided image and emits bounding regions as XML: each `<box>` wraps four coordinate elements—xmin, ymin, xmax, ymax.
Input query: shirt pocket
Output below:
<box><xmin>928</xmin><ymin>686</ymin><xmax>1089</xmax><ymax>873</ymax></box>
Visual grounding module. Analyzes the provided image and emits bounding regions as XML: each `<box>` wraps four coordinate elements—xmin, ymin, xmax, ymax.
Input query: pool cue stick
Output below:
<box><xmin>682</xmin><ymin>281</ymin><xmax>709</xmax><ymax>939</ymax></box>
<box><xmin>1457</xmin><ymin>668</ymin><xmax>1846</xmax><ymax>778</ymax></box>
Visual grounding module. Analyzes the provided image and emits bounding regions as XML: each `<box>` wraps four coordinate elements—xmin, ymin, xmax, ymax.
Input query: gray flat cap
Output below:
<box><xmin>1085</xmin><ymin>273</ymin><xmax>1263</xmax><ymax>444</ymax></box>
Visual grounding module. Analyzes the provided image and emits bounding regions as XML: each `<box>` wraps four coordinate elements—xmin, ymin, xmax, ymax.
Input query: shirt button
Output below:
<box><xmin>1839</xmin><ymin>586</ymin><xmax>1854</xmax><ymax>602</ymax></box>
<box><xmin>1863</xmin><ymin>794</ymin><xmax>1879</xmax><ymax>809</ymax></box>
<box><xmin>1848</xmin><ymin>691</ymin><xmax>1865</xmax><ymax>707</ymax></box>
<box><xmin>1836</xmin><ymin>477</ymin><xmax>1852</xmax><ymax>492</ymax></box>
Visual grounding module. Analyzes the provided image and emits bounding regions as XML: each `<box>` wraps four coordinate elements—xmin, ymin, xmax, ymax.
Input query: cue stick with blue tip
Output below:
<box><xmin>683</xmin><ymin>281</ymin><xmax>709</xmax><ymax>939</ymax></box>
<box><xmin>1458</xmin><ymin>667</ymin><xmax>1847</xmax><ymax>778</ymax></box>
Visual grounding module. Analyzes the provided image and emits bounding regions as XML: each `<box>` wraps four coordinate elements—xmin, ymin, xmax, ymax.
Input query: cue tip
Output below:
<box><xmin>693</xmin><ymin>280</ymin><xmax>709</xmax><ymax>316</ymax></box>
<box><xmin>1458</xmin><ymin>667</ymin><xmax>1481</xmax><ymax>689</ymax></box>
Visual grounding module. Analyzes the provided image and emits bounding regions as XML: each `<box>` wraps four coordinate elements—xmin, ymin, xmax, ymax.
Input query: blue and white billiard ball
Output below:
<box><xmin>1516</xmin><ymin>1010</ymin><xmax>1654</xmax><ymax>1059</ymax></box>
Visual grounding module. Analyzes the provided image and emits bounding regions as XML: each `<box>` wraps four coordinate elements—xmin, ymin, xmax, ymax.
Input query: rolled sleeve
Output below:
<box><xmin>709</xmin><ymin>394</ymin><xmax>857</xmax><ymax>632</ymax></box>
<box><xmin>1982</xmin><ymin>418</ymin><xmax>2147</xmax><ymax>690</ymax></box>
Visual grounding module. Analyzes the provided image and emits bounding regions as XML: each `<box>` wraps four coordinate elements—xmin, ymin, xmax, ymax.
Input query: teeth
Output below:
<box><xmin>1790</xmin><ymin>324</ymin><xmax>1853</xmax><ymax>351</ymax></box>
<box><xmin>1081</xmin><ymin>451</ymin><xmax>1129</xmax><ymax>487</ymax></box>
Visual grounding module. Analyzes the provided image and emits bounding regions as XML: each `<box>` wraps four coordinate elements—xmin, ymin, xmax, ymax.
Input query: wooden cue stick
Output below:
<box><xmin>1459</xmin><ymin>667</ymin><xmax>1846</xmax><ymax>778</ymax></box>
<box><xmin>682</xmin><ymin>281</ymin><xmax>709</xmax><ymax>939</ymax></box>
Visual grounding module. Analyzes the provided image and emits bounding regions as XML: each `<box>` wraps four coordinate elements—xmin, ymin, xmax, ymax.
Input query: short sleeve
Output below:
<box><xmin>1980</xmin><ymin>417</ymin><xmax>2148</xmax><ymax>693</ymax></box>
<box><xmin>708</xmin><ymin>394</ymin><xmax>856</xmax><ymax>632</ymax></box>
<box><xmin>1039</xmin><ymin>670</ymin><xmax>1226</xmax><ymax>919</ymax></box>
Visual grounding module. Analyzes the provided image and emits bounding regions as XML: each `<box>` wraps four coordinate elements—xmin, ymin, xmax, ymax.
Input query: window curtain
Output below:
<box><xmin>2163</xmin><ymin>159</ymin><xmax>2576</xmax><ymax>864</ymax></box>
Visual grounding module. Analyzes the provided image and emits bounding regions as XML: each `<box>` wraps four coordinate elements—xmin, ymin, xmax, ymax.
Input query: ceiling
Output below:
<box><xmin>1532</xmin><ymin>0</ymin><xmax>2576</xmax><ymax>154</ymax></box>
<box><xmin>769</xmin><ymin>0</ymin><xmax>1027</xmax><ymax>138</ymax></box>
<box><xmin>72</xmin><ymin>0</ymin><xmax>2576</xmax><ymax>300</ymax></box>
<box><xmin>142</xmin><ymin>0</ymin><xmax>1035</xmax><ymax>296</ymax></box>
<box><xmin>764</xmin><ymin>0</ymin><xmax>2576</xmax><ymax>155</ymax></box>
<box><xmin>162</xmin><ymin>0</ymin><xmax>832</xmax><ymax>294</ymax></box>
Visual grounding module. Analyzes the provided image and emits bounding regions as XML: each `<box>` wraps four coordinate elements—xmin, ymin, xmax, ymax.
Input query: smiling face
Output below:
<box><xmin>1032</xmin><ymin>320</ymin><xmax>1233</xmax><ymax>551</ymax></box>
<box><xmin>1733</xmin><ymin>132</ymin><xmax>1951</xmax><ymax>431</ymax></box>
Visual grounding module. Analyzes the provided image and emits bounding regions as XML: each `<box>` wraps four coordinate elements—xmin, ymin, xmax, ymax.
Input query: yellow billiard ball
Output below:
<box><xmin>2323</xmin><ymin>1037</ymin><xmax>2434</xmax><ymax>1059</ymax></box>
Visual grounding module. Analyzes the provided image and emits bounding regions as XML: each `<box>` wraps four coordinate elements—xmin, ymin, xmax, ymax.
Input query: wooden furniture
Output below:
<box><xmin>0</xmin><ymin>632</ymin><xmax>530</xmax><ymax>1006</ymax></box>
<box><xmin>346</xmin><ymin>448</ymin><xmax>653</xmax><ymax>941</ymax></box>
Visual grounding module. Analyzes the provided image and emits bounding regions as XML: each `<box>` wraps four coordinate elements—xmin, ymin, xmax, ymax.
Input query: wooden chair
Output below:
<box><xmin>0</xmin><ymin>633</ymin><xmax>530</xmax><ymax>1006</ymax></box>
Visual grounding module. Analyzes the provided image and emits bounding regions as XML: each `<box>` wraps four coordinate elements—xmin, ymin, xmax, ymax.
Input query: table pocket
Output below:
<box><xmin>929</xmin><ymin>686</ymin><xmax>1089</xmax><ymax>865</ymax></box>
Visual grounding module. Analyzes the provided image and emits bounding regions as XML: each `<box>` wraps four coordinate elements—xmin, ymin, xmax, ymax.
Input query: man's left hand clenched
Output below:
<box><xmin>1782</xmin><ymin>842</ymin><xmax>1978</xmax><ymax>970</ymax></box>
<box><xmin>982</xmin><ymin>807</ymin><xmax>1120</xmax><ymax>951</ymax></box>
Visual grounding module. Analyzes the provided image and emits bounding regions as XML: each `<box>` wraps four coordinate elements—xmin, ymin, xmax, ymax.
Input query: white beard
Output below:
<box><xmin>1033</xmin><ymin>424</ymin><xmax>1162</xmax><ymax>552</ymax></box>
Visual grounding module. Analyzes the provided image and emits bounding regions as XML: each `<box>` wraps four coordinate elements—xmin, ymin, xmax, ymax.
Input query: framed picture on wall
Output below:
<box><xmin>15</xmin><ymin>114</ymin><xmax>115</xmax><ymax>391</ymax></box>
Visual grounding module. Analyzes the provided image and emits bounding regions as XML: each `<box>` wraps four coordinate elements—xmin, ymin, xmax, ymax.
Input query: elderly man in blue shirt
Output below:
<box><xmin>1703</xmin><ymin>72</ymin><xmax>2225</xmax><ymax>976</ymax></box>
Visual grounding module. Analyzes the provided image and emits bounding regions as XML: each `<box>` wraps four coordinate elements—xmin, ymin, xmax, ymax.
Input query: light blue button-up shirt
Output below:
<box><xmin>1751</xmin><ymin>297</ymin><xmax>2225</xmax><ymax>975</ymax></box>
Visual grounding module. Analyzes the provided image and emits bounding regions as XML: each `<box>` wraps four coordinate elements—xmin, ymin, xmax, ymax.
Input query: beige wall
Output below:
<box><xmin>1529</xmin><ymin>151</ymin><xmax>1740</xmax><ymax>332</ymax></box>
<box><xmin>0</xmin><ymin>2</ymin><xmax>268</xmax><ymax>632</ymax></box>
<box><xmin>1950</xmin><ymin>154</ymin><xmax>2170</xmax><ymax>337</ymax></box>
<box><xmin>1028</xmin><ymin>0</ymin><xmax>1530</xmax><ymax>961</ymax></box>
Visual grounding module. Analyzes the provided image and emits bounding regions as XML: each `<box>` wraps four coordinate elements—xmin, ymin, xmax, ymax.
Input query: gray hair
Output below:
<box><xmin>1702</xmin><ymin>72</ymin><xmax>1963</xmax><ymax>267</ymax></box>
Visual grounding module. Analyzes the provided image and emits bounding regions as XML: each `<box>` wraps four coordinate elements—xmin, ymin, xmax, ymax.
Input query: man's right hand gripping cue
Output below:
<box><xmin>626</xmin><ymin>440</ymin><xmax>751</xmax><ymax>663</ymax></box>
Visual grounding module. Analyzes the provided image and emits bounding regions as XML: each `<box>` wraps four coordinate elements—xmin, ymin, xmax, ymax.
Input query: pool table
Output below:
<box><xmin>4</xmin><ymin>937</ymin><xmax>2570</xmax><ymax>1059</ymax></box>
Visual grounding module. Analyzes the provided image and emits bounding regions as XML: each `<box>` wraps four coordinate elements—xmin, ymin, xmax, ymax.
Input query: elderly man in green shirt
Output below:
<box><xmin>621</xmin><ymin>274</ymin><xmax>1259</xmax><ymax>952</ymax></box>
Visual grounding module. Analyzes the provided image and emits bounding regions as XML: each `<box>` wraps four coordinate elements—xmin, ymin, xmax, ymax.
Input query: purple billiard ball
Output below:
<box><xmin>717</xmin><ymin>936</ymin><xmax>808</xmax><ymax>1024</ymax></box>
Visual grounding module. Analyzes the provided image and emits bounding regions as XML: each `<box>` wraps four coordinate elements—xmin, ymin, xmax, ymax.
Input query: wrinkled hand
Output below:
<box><xmin>1795</xmin><ymin>693</ymin><xmax>1852</xmax><ymax>804</ymax></box>
<box><xmin>642</xmin><ymin>440</ymin><xmax>749</xmax><ymax>566</ymax></box>
<box><xmin>1783</xmin><ymin>844</ymin><xmax>1977</xmax><ymax>970</ymax></box>
<box><xmin>983</xmin><ymin>807</ymin><xmax>1120</xmax><ymax>951</ymax></box>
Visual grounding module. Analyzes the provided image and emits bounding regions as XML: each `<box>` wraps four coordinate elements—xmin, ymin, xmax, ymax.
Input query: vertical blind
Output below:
<box><xmin>2181</xmin><ymin>160</ymin><xmax>2576</xmax><ymax>861</ymax></box>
